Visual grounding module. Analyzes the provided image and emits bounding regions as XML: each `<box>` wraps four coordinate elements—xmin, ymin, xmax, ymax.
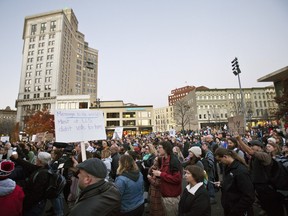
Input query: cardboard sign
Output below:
<box><xmin>54</xmin><ymin>109</ymin><xmax>106</xmax><ymax>142</ymax></box>
<box><xmin>1</xmin><ymin>136</ymin><xmax>9</xmax><ymax>142</ymax></box>
<box><xmin>228</xmin><ymin>115</ymin><xmax>245</xmax><ymax>135</ymax></box>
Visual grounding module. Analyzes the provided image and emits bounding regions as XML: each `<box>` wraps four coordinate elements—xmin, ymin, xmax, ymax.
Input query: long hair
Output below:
<box><xmin>147</xmin><ymin>143</ymin><xmax>157</xmax><ymax>155</ymax></box>
<box><xmin>215</xmin><ymin>147</ymin><xmax>248</xmax><ymax>167</ymax></box>
<box><xmin>117</xmin><ymin>154</ymin><xmax>139</xmax><ymax>175</ymax></box>
<box><xmin>227</xmin><ymin>137</ymin><xmax>239</xmax><ymax>148</ymax></box>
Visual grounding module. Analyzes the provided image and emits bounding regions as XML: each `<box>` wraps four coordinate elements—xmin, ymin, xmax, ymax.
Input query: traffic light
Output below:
<box><xmin>231</xmin><ymin>57</ymin><xmax>241</xmax><ymax>75</ymax></box>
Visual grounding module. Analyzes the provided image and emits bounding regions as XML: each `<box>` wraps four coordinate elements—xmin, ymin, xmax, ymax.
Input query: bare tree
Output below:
<box><xmin>174</xmin><ymin>100</ymin><xmax>192</xmax><ymax>131</ymax></box>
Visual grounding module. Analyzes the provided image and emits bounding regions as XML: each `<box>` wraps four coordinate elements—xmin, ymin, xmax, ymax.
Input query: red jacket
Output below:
<box><xmin>0</xmin><ymin>179</ymin><xmax>25</xmax><ymax>216</ymax></box>
<box><xmin>159</xmin><ymin>155</ymin><xmax>182</xmax><ymax>197</ymax></box>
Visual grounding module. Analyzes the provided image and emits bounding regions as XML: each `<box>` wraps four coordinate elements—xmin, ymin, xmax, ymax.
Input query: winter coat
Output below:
<box><xmin>159</xmin><ymin>155</ymin><xmax>182</xmax><ymax>197</ymax></box>
<box><xmin>115</xmin><ymin>170</ymin><xmax>144</xmax><ymax>213</ymax></box>
<box><xmin>221</xmin><ymin>160</ymin><xmax>255</xmax><ymax>216</ymax></box>
<box><xmin>0</xmin><ymin>178</ymin><xmax>25</xmax><ymax>216</ymax></box>
<box><xmin>12</xmin><ymin>157</ymin><xmax>50</xmax><ymax>211</ymax></box>
<box><xmin>178</xmin><ymin>183</ymin><xmax>211</xmax><ymax>216</ymax></box>
<box><xmin>68</xmin><ymin>180</ymin><xmax>121</xmax><ymax>216</ymax></box>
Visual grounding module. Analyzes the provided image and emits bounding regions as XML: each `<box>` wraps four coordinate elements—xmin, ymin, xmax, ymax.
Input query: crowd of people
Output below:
<box><xmin>0</xmin><ymin>126</ymin><xmax>288</xmax><ymax>216</ymax></box>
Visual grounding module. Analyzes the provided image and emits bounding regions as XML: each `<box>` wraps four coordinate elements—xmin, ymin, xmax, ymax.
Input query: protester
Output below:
<box><xmin>201</xmin><ymin>142</ymin><xmax>217</xmax><ymax>204</ymax></box>
<box><xmin>68</xmin><ymin>158</ymin><xmax>121</xmax><ymax>215</ymax></box>
<box><xmin>152</xmin><ymin>141</ymin><xmax>182</xmax><ymax>216</ymax></box>
<box><xmin>0</xmin><ymin>160</ymin><xmax>25</xmax><ymax>216</ymax></box>
<box><xmin>147</xmin><ymin>156</ymin><xmax>165</xmax><ymax>216</ymax></box>
<box><xmin>115</xmin><ymin>154</ymin><xmax>145</xmax><ymax>216</ymax></box>
<box><xmin>215</xmin><ymin>148</ymin><xmax>255</xmax><ymax>216</ymax></box>
<box><xmin>236</xmin><ymin>136</ymin><xmax>286</xmax><ymax>216</ymax></box>
<box><xmin>11</xmin><ymin>151</ymin><xmax>52</xmax><ymax>216</ymax></box>
<box><xmin>110</xmin><ymin>144</ymin><xmax>120</xmax><ymax>181</ymax></box>
<box><xmin>178</xmin><ymin>165</ymin><xmax>211</xmax><ymax>216</ymax></box>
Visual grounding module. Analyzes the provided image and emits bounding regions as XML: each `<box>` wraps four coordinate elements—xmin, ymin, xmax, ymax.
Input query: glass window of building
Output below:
<box><xmin>123</xmin><ymin>112</ymin><xmax>136</xmax><ymax>118</ymax></box>
<box><xmin>123</xmin><ymin>120</ymin><xmax>136</xmax><ymax>126</ymax></box>
<box><xmin>31</xmin><ymin>24</ymin><xmax>37</xmax><ymax>35</ymax></box>
<box><xmin>107</xmin><ymin>121</ymin><xmax>120</xmax><ymax>127</ymax></box>
<box><xmin>107</xmin><ymin>113</ymin><xmax>120</xmax><ymax>118</ymax></box>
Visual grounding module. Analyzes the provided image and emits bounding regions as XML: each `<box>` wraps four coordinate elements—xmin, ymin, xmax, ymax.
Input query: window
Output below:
<box><xmin>46</xmin><ymin>62</ymin><xmax>53</xmax><ymax>67</ymax></box>
<box><xmin>199</xmin><ymin>114</ymin><xmax>202</xmax><ymax>119</ymax></box>
<box><xmin>25</xmin><ymin>72</ymin><xmax>32</xmax><ymax>77</ymax></box>
<box><xmin>47</xmin><ymin>54</ymin><xmax>53</xmax><ymax>60</ymax></box>
<box><xmin>29</xmin><ymin>37</ymin><xmax>35</xmax><ymax>42</ymax></box>
<box><xmin>40</xmin><ymin>22</ymin><xmax>46</xmax><ymax>33</ymax></box>
<box><xmin>36</xmin><ymin>63</ymin><xmax>42</xmax><ymax>69</ymax></box>
<box><xmin>24</xmin><ymin>87</ymin><xmax>31</xmax><ymax>92</ymax></box>
<box><xmin>79</xmin><ymin>102</ymin><xmax>88</xmax><ymax>109</ymax></box>
<box><xmin>28</xmin><ymin>51</ymin><xmax>34</xmax><ymax>56</ymax></box>
<box><xmin>35</xmin><ymin>71</ymin><xmax>41</xmax><ymax>76</ymax></box>
<box><xmin>50</xmin><ymin>21</ymin><xmax>56</xmax><ymax>31</ymax></box>
<box><xmin>45</xmin><ymin>77</ymin><xmax>52</xmax><ymax>82</ymax></box>
<box><xmin>39</xmin><ymin>35</ymin><xmax>45</xmax><ymax>41</ymax></box>
<box><xmin>48</xmin><ymin>41</ymin><xmax>55</xmax><ymax>46</ymax></box>
<box><xmin>37</xmin><ymin>56</ymin><xmax>43</xmax><ymax>61</ymax></box>
<box><xmin>44</xmin><ymin>92</ymin><xmax>51</xmax><ymax>98</ymax></box>
<box><xmin>35</xmin><ymin>78</ymin><xmax>41</xmax><ymax>84</ymax></box>
<box><xmin>29</xmin><ymin>44</ymin><xmax>35</xmax><ymax>49</ymax></box>
<box><xmin>122</xmin><ymin>112</ymin><xmax>136</xmax><ymax>118</ymax></box>
<box><xmin>45</xmin><ymin>85</ymin><xmax>51</xmax><ymax>90</ymax></box>
<box><xmin>33</xmin><ymin>93</ymin><xmax>40</xmax><ymax>98</ymax></box>
<box><xmin>49</xmin><ymin>33</ymin><xmax>55</xmax><ymax>39</ymax></box>
<box><xmin>34</xmin><ymin>86</ymin><xmax>41</xmax><ymax>91</ymax></box>
<box><xmin>31</xmin><ymin>24</ymin><xmax>37</xmax><ymax>35</ymax></box>
<box><xmin>38</xmin><ymin>49</ymin><xmax>44</xmax><ymax>54</ymax></box>
<box><xmin>46</xmin><ymin>69</ymin><xmax>52</xmax><ymax>75</ymax></box>
<box><xmin>107</xmin><ymin>121</ymin><xmax>120</xmax><ymax>127</ymax></box>
<box><xmin>123</xmin><ymin>120</ymin><xmax>136</xmax><ymax>126</ymax></box>
<box><xmin>107</xmin><ymin>113</ymin><xmax>120</xmax><ymax>118</ymax></box>
<box><xmin>25</xmin><ymin>79</ymin><xmax>31</xmax><ymax>85</ymax></box>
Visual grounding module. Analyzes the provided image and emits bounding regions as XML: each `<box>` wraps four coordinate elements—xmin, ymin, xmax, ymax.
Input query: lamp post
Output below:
<box><xmin>231</xmin><ymin>57</ymin><xmax>246</xmax><ymax>131</ymax></box>
<box><xmin>96</xmin><ymin>98</ymin><xmax>100</xmax><ymax>108</ymax></box>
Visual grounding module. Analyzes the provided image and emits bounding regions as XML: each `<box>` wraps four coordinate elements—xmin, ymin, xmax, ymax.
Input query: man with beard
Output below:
<box><xmin>227</xmin><ymin>137</ymin><xmax>245</xmax><ymax>159</ymax></box>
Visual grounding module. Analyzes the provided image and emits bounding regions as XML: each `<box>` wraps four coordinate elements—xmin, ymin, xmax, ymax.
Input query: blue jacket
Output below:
<box><xmin>115</xmin><ymin>170</ymin><xmax>144</xmax><ymax>213</ymax></box>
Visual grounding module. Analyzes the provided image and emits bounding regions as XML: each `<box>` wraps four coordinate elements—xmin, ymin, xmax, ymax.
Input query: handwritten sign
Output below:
<box><xmin>55</xmin><ymin>110</ymin><xmax>106</xmax><ymax>142</ymax></box>
<box><xmin>228</xmin><ymin>115</ymin><xmax>245</xmax><ymax>135</ymax></box>
<box><xmin>112</xmin><ymin>127</ymin><xmax>123</xmax><ymax>140</ymax></box>
<box><xmin>1</xmin><ymin>136</ymin><xmax>9</xmax><ymax>142</ymax></box>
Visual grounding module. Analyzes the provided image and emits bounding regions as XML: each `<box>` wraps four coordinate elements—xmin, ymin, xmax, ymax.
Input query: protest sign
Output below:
<box><xmin>55</xmin><ymin>109</ymin><xmax>106</xmax><ymax>142</ymax></box>
<box><xmin>112</xmin><ymin>127</ymin><xmax>123</xmax><ymax>140</ymax></box>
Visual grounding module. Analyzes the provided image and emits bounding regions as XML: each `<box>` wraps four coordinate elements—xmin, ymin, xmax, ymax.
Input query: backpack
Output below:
<box><xmin>268</xmin><ymin>155</ymin><xmax>288</xmax><ymax>190</ymax></box>
<box><xmin>33</xmin><ymin>169</ymin><xmax>66</xmax><ymax>199</ymax></box>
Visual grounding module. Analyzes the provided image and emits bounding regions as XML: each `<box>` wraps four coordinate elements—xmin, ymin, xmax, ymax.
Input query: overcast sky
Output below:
<box><xmin>0</xmin><ymin>0</ymin><xmax>287</xmax><ymax>110</ymax></box>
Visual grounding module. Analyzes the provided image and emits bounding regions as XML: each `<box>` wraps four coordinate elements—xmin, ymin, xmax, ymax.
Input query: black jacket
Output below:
<box><xmin>68</xmin><ymin>180</ymin><xmax>121</xmax><ymax>216</ymax></box>
<box><xmin>221</xmin><ymin>160</ymin><xmax>255</xmax><ymax>216</ymax></box>
<box><xmin>178</xmin><ymin>184</ymin><xmax>211</xmax><ymax>216</ymax></box>
<box><xmin>12</xmin><ymin>158</ymin><xmax>50</xmax><ymax>211</ymax></box>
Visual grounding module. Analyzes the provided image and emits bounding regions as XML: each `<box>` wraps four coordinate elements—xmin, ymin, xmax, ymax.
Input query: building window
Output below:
<box><xmin>38</xmin><ymin>49</ymin><xmax>44</xmax><ymax>54</ymax></box>
<box><xmin>36</xmin><ymin>71</ymin><xmax>41</xmax><ymax>76</ymax></box>
<box><xmin>39</xmin><ymin>35</ymin><xmax>45</xmax><ymax>41</ymax></box>
<box><xmin>44</xmin><ymin>92</ymin><xmax>50</xmax><ymax>98</ymax></box>
<box><xmin>34</xmin><ymin>86</ymin><xmax>41</xmax><ymax>91</ymax></box>
<box><xmin>123</xmin><ymin>112</ymin><xmax>136</xmax><ymax>118</ymax></box>
<box><xmin>49</xmin><ymin>33</ymin><xmax>55</xmax><ymax>39</ymax></box>
<box><xmin>107</xmin><ymin>121</ymin><xmax>120</xmax><ymax>127</ymax></box>
<box><xmin>31</xmin><ymin>24</ymin><xmax>37</xmax><ymax>35</ymax></box>
<box><xmin>45</xmin><ymin>77</ymin><xmax>52</xmax><ymax>82</ymax></box>
<box><xmin>199</xmin><ymin>114</ymin><xmax>202</xmax><ymax>119</ymax></box>
<box><xmin>107</xmin><ymin>113</ymin><xmax>120</xmax><ymax>118</ymax></box>
<box><xmin>123</xmin><ymin>120</ymin><xmax>136</xmax><ymax>126</ymax></box>
<box><xmin>40</xmin><ymin>22</ymin><xmax>46</xmax><ymax>33</ymax></box>
<box><xmin>50</xmin><ymin>21</ymin><xmax>56</xmax><ymax>31</ymax></box>
<box><xmin>46</xmin><ymin>69</ymin><xmax>52</xmax><ymax>75</ymax></box>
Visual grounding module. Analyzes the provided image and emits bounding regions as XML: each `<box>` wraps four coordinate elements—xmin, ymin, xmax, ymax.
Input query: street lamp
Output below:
<box><xmin>231</xmin><ymin>57</ymin><xmax>246</xmax><ymax>130</ymax></box>
<box><xmin>96</xmin><ymin>98</ymin><xmax>100</xmax><ymax>108</ymax></box>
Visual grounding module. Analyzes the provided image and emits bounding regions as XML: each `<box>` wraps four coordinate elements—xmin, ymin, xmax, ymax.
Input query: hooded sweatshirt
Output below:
<box><xmin>115</xmin><ymin>170</ymin><xmax>144</xmax><ymax>212</ymax></box>
<box><xmin>0</xmin><ymin>178</ymin><xmax>25</xmax><ymax>216</ymax></box>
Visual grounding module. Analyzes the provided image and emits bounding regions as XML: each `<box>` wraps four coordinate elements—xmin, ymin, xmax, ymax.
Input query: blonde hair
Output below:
<box><xmin>147</xmin><ymin>143</ymin><xmax>157</xmax><ymax>155</ymax></box>
<box><xmin>101</xmin><ymin>149</ymin><xmax>111</xmax><ymax>159</ymax></box>
<box><xmin>117</xmin><ymin>155</ymin><xmax>139</xmax><ymax>175</ymax></box>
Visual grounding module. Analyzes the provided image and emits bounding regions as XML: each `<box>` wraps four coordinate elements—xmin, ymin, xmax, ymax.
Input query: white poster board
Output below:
<box><xmin>55</xmin><ymin>109</ymin><xmax>107</xmax><ymax>142</ymax></box>
<box><xmin>169</xmin><ymin>129</ymin><xmax>176</xmax><ymax>137</ymax></box>
<box><xmin>112</xmin><ymin>127</ymin><xmax>123</xmax><ymax>139</ymax></box>
<box><xmin>1</xmin><ymin>136</ymin><xmax>9</xmax><ymax>142</ymax></box>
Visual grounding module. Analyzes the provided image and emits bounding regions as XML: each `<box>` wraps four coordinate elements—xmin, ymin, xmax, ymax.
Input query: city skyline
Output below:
<box><xmin>1</xmin><ymin>0</ymin><xmax>288</xmax><ymax>110</ymax></box>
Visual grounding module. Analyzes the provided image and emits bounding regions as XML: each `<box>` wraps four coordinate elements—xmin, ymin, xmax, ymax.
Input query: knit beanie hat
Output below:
<box><xmin>188</xmin><ymin>146</ymin><xmax>202</xmax><ymax>158</ymax></box>
<box><xmin>0</xmin><ymin>160</ymin><xmax>15</xmax><ymax>180</ymax></box>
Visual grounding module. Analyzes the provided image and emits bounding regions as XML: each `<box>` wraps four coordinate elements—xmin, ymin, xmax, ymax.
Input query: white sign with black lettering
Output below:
<box><xmin>55</xmin><ymin>110</ymin><xmax>106</xmax><ymax>142</ymax></box>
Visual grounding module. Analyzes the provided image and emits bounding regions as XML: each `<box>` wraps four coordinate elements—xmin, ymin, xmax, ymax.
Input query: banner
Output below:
<box><xmin>112</xmin><ymin>127</ymin><xmax>123</xmax><ymax>140</ymax></box>
<box><xmin>55</xmin><ymin>109</ymin><xmax>106</xmax><ymax>142</ymax></box>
